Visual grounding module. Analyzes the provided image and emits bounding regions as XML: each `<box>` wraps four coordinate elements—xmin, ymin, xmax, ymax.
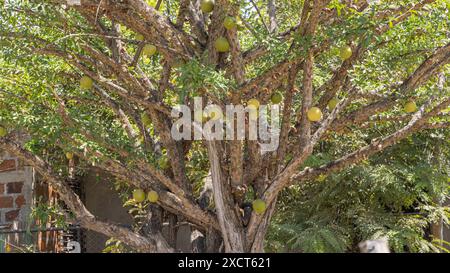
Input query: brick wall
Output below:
<box><xmin>0</xmin><ymin>151</ymin><xmax>33</xmax><ymax>226</ymax></box>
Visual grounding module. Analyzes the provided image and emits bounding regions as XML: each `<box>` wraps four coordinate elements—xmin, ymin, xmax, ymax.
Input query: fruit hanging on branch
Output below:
<box><xmin>65</xmin><ymin>152</ymin><xmax>74</xmax><ymax>160</ymax></box>
<box><xmin>404</xmin><ymin>101</ymin><xmax>417</xmax><ymax>113</ymax></box>
<box><xmin>247</xmin><ymin>98</ymin><xmax>260</xmax><ymax>109</ymax></box>
<box><xmin>147</xmin><ymin>190</ymin><xmax>159</xmax><ymax>203</ymax></box>
<box><xmin>0</xmin><ymin>126</ymin><xmax>7</xmax><ymax>137</ymax></box>
<box><xmin>223</xmin><ymin>17</ymin><xmax>237</xmax><ymax>30</ymax></box>
<box><xmin>327</xmin><ymin>98</ymin><xmax>339</xmax><ymax>111</ymax></box>
<box><xmin>307</xmin><ymin>107</ymin><xmax>323</xmax><ymax>122</ymax></box>
<box><xmin>133</xmin><ymin>189</ymin><xmax>146</xmax><ymax>203</ymax></box>
<box><xmin>80</xmin><ymin>76</ymin><xmax>93</xmax><ymax>90</ymax></box>
<box><xmin>270</xmin><ymin>92</ymin><xmax>283</xmax><ymax>104</ymax></box>
<box><xmin>252</xmin><ymin>199</ymin><xmax>267</xmax><ymax>215</ymax></box>
<box><xmin>339</xmin><ymin>45</ymin><xmax>352</xmax><ymax>61</ymax></box>
<box><xmin>136</xmin><ymin>33</ymin><xmax>144</xmax><ymax>42</ymax></box>
<box><xmin>142</xmin><ymin>44</ymin><xmax>157</xmax><ymax>57</ymax></box>
<box><xmin>200</xmin><ymin>0</ymin><xmax>215</xmax><ymax>13</ymax></box>
<box><xmin>215</xmin><ymin>37</ymin><xmax>230</xmax><ymax>52</ymax></box>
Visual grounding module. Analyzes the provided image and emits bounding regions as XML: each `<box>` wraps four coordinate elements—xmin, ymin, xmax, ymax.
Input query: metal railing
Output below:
<box><xmin>0</xmin><ymin>224</ymin><xmax>82</xmax><ymax>253</ymax></box>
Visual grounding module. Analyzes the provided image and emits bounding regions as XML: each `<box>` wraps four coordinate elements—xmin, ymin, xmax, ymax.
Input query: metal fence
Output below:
<box><xmin>0</xmin><ymin>223</ymin><xmax>129</xmax><ymax>253</ymax></box>
<box><xmin>0</xmin><ymin>224</ymin><xmax>83</xmax><ymax>253</ymax></box>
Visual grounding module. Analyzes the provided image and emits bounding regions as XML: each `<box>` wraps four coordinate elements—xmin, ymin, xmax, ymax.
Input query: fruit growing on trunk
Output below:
<box><xmin>147</xmin><ymin>190</ymin><xmax>159</xmax><ymax>203</ymax></box>
<box><xmin>252</xmin><ymin>199</ymin><xmax>267</xmax><ymax>214</ymax></box>
<box><xmin>215</xmin><ymin>37</ymin><xmax>230</xmax><ymax>52</ymax></box>
<box><xmin>307</xmin><ymin>107</ymin><xmax>323</xmax><ymax>122</ymax></box>
<box><xmin>340</xmin><ymin>45</ymin><xmax>352</xmax><ymax>61</ymax></box>
<box><xmin>133</xmin><ymin>189</ymin><xmax>146</xmax><ymax>203</ymax></box>
<box><xmin>328</xmin><ymin>98</ymin><xmax>339</xmax><ymax>111</ymax></box>
<box><xmin>270</xmin><ymin>92</ymin><xmax>283</xmax><ymax>104</ymax></box>
<box><xmin>404</xmin><ymin>101</ymin><xmax>417</xmax><ymax>113</ymax></box>
<box><xmin>80</xmin><ymin>76</ymin><xmax>93</xmax><ymax>90</ymax></box>
<box><xmin>142</xmin><ymin>44</ymin><xmax>157</xmax><ymax>56</ymax></box>
<box><xmin>0</xmin><ymin>126</ymin><xmax>7</xmax><ymax>137</ymax></box>
<box><xmin>200</xmin><ymin>0</ymin><xmax>214</xmax><ymax>13</ymax></box>
<box><xmin>65</xmin><ymin>152</ymin><xmax>74</xmax><ymax>160</ymax></box>
<box><xmin>223</xmin><ymin>17</ymin><xmax>237</xmax><ymax>30</ymax></box>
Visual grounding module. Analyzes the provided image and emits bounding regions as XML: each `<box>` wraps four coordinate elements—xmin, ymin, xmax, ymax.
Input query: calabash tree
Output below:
<box><xmin>0</xmin><ymin>0</ymin><xmax>449</xmax><ymax>253</ymax></box>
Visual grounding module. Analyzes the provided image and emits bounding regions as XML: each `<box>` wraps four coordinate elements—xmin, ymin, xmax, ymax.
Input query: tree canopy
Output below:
<box><xmin>0</xmin><ymin>0</ymin><xmax>449</xmax><ymax>253</ymax></box>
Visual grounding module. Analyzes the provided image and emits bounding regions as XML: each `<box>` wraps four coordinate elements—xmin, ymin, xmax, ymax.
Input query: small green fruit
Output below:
<box><xmin>200</xmin><ymin>0</ymin><xmax>215</xmax><ymax>13</ymax></box>
<box><xmin>80</xmin><ymin>76</ymin><xmax>93</xmax><ymax>90</ymax></box>
<box><xmin>339</xmin><ymin>45</ymin><xmax>352</xmax><ymax>61</ymax></box>
<box><xmin>307</xmin><ymin>107</ymin><xmax>323</xmax><ymax>122</ymax></box>
<box><xmin>404</xmin><ymin>101</ymin><xmax>417</xmax><ymax>113</ymax></box>
<box><xmin>142</xmin><ymin>44</ymin><xmax>157</xmax><ymax>56</ymax></box>
<box><xmin>65</xmin><ymin>152</ymin><xmax>74</xmax><ymax>160</ymax></box>
<box><xmin>147</xmin><ymin>190</ymin><xmax>159</xmax><ymax>203</ymax></box>
<box><xmin>136</xmin><ymin>33</ymin><xmax>145</xmax><ymax>41</ymax></box>
<box><xmin>328</xmin><ymin>98</ymin><xmax>339</xmax><ymax>111</ymax></box>
<box><xmin>215</xmin><ymin>37</ymin><xmax>230</xmax><ymax>52</ymax></box>
<box><xmin>270</xmin><ymin>92</ymin><xmax>283</xmax><ymax>104</ymax></box>
<box><xmin>133</xmin><ymin>189</ymin><xmax>146</xmax><ymax>203</ymax></box>
<box><xmin>223</xmin><ymin>17</ymin><xmax>237</xmax><ymax>30</ymax></box>
<box><xmin>0</xmin><ymin>126</ymin><xmax>7</xmax><ymax>137</ymax></box>
<box><xmin>252</xmin><ymin>199</ymin><xmax>267</xmax><ymax>215</ymax></box>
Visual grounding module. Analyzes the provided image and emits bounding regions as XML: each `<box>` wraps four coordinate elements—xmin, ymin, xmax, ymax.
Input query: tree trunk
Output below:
<box><xmin>207</xmin><ymin>140</ymin><xmax>246</xmax><ymax>252</ymax></box>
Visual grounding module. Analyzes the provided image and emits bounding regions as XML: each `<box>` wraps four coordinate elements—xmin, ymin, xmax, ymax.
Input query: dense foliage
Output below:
<box><xmin>0</xmin><ymin>0</ymin><xmax>449</xmax><ymax>252</ymax></box>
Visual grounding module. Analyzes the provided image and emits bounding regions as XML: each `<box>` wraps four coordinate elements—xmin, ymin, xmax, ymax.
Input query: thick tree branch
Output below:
<box><xmin>0</xmin><ymin>136</ymin><xmax>173</xmax><ymax>252</ymax></box>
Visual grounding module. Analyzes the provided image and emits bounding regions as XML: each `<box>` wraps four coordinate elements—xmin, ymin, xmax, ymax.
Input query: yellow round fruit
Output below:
<box><xmin>328</xmin><ymin>98</ymin><xmax>339</xmax><ymax>111</ymax></box>
<box><xmin>136</xmin><ymin>33</ymin><xmax>145</xmax><ymax>41</ymax></box>
<box><xmin>80</xmin><ymin>76</ymin><xmax>93</xmax><ymax>90</ymax></box>
<box><xmin>142</xmin><ymin>44</ymin><xmax>157</xmax><ymax>56</ymax></box>
<box><xmin>307</xmin><ymin>107</ymin><xmax>323</xmax><ymax>122</ymax></box>
<box><xmin>214</xmin><ymin>37</ymin><xmax>230</xmax><ymax>52</ymax></box>
<box><xmin>340</xmin><ymin>45</ymin><xmax>352</xmax><ymax>61</ymax></box>
<box><xmin>404</xmin><ymin>101</ymin><xmax>417</xmax><ymax>113</ymax></box>
<box><xmin>223</xmin><ymin>17</ymin><xmax>237</xmax><ymax>30</ymax></box>
<box><xmin>141</xmin><ymin>112</ymin><xmax>151</xmax><ymax>127</ymax></box>
<box><xmin>248</xmin><ymin>108</ymin><xmax>258</xmax><ymax>121</ymax></box>
<box><xmin>133</xmin><ymin>189</ymin><xmax>146</xmax><ymax>203</ymax></box>
<box><xmin>65</xmin><ymin>152</ymin><xmax>74</xmax><ymax>160</ymax></box>
<box><xmin>252</xmin><ymin>199</ymin><xmax>266</xmax><ymax>215</ymax></box>
<box><xmin>270</xmin><ymin>92</ymin><xmax>283</xmax><ymax>104</ymax></box>
<box><xmin>0</xmin><ymin>126</ymin><xmax>7</xmax><ymax>137</ymax></box>
<box><xmin>200</xmin><ymin>0</ymin><xmax>214</xmax><ymax>13</ymax></box>
<box><xmin>247</xmin><ymin>99</ymin><xmax>260</xmax><ymax>109</ymax></box>
<box><xmin>147</xmin><ymin>190</ymin><xmax>159</xmax><ymax>203</ymax></box>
